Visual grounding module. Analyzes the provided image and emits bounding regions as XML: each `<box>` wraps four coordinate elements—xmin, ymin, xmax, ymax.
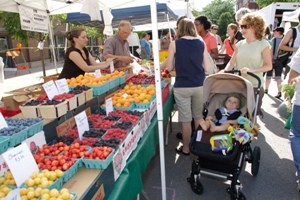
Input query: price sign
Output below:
<box><xmin>55</xmin><ymin>78</ymin><xmax>69</xmax><ymax>94</ymax></box>
<box><xmin>2</xmin><ymin>143</ymin><xmax>39</xmax><ymax>187</ymax></box>
<box><xmin>42</xmin><ymin>80</ymin><xmax>59</xmax><ymax>100</ymax></box>
<box><xmin>75</xmin><ymin>111</ymin><xmax>89</xmax><ymax>140</ymax></box>
<box><xmin>95</xmin><ymin>69</ymin><xmax>102</xmax><ymax>78</ymax></box>
<box><xmin>0</xmin><ymin>155</ymin><xmax>8</xmax><ymax>176</ymax></box>
<box><xmin>105</xmin><ymin>98</ymin><xmax>113</xmax><ymax>116</ymax></box>
<box><xmin>0</xmin><ymin>113</ymin><xmax>8</xmax><ymax>129</ymax></box>
<box><xmin>4</xmin><ymin>188</ymin><xmax>21</xmax><ymax>200</ymax></box>
<box><xmin>110</xmin><ymin>61</ymin><xmax>114</xmax><ymax>73</ymax></box>
<box><xmin>122</xmin><ymin>93</ymin><xmax>128</xmax><ymax>98</ymax></box>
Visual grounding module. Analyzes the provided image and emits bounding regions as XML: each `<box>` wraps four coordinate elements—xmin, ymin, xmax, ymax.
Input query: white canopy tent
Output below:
<box><xmin>0</xmin><ymin>0</ymin><xmax>169</xmax><ymax>199</ymax></box>
<box><xmin>280</xmin><ymin>8</ymin><xmax>300</xmax><ymax>34</ymax></box>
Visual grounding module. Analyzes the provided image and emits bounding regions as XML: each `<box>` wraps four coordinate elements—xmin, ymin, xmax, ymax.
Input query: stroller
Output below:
<box><xmin>188</xmin><ymin>71</ymin><xmax>261</xmax><ymax>200</ymax></box>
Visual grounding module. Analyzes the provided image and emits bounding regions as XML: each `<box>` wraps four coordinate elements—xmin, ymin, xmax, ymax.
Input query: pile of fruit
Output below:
<box><xmin>101</xmin><ymin>83</ymin><xmax>155</xmax><ymax>109</ymax></box>
<box><xmin>67</xmin><ymin>71</ymin><xmax>125</xmax><ymax>87</ymax></box>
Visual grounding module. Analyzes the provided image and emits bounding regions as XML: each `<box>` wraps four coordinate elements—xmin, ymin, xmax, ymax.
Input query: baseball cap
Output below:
<box><xmin>274</xmin><ymin>27</ymin><xmax>284</xmax><ymax>33</ymax></box>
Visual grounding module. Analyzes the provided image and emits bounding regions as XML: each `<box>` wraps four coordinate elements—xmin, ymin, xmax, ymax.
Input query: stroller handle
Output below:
<box><xmin>224</xmin><ymin>70</ymin><xmax>261</xmax><ymax>89</ymax></box>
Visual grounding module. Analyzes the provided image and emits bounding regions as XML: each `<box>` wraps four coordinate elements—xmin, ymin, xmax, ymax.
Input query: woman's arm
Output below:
<box><xmin>224</xmin><ymin>49</ymin><xmax>237</xmax><ymax>71</ymax></box>
<box><xmin>203</xmin><ymin>45</ymin><xmax>211</xmax><ymax>73</ymax></box>
<box><xmin>69</xmin><ymin>51</ymin><xmax>111</xmax><ymax>72</ymax></box>
<box><xmin>164</xmin><ymin>41</ymin><xmax>176</xmax><ymax>72</ymax></box>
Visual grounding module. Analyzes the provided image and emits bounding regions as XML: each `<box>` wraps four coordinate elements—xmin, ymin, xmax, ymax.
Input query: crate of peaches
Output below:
<box><xmin>67</xmin><ymin>71</ymin><xmax>126</xmax><ymax>97</ymax></box>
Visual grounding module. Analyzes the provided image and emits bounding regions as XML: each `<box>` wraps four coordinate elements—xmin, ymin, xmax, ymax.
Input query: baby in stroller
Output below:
<box><xmin>199</xmin><ymin>94</ymin><xmax>242</xmax><ymax>132</ymax></box>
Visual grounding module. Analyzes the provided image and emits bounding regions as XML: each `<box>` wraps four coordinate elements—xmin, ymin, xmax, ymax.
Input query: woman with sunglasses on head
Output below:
<box><xmin>211</xmin><ymin>24</ymin><xmax>223</xmax><ymax>47</ymax></box>
<box><xmin>224</xmin><ymin>13</ymin><xmax>272</xmax><ymax>117</ymax></box>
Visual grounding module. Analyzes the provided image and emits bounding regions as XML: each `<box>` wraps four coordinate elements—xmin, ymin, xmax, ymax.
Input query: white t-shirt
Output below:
<box><xmin>290</xmin><ymin>48</ymin><xmax>300</xmax><ymax>106</ymax></box>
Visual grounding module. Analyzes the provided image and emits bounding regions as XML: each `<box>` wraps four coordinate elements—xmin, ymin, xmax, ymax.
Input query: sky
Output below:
<box><xmin>192</xmin><ymin>0</ymin><xmax>213</xmax><ymax>11</ymax></box>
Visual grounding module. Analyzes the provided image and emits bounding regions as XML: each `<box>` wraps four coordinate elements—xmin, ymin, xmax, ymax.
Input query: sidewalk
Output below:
<box><xmin>0</xmin><ymin>59</ymin><xmax>63</xmax><ymax>99</ymax></box>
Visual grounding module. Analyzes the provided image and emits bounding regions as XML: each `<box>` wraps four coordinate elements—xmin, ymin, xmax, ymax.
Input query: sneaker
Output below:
<box><xmin>297</xmin><ymin>179</ymin><xmax>300</xmax><ymax>191</ymax></box>
<box><xmin>264</xmin><ymin>89</ymin><xmax>268</xmax><ymax>94</ymax></box>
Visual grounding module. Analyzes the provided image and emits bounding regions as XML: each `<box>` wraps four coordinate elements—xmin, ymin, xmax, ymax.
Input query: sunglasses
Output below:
<box><xmin>240</xmin><ymin>24</ymin><xmax>250</xmax><ymax>29</ymax></box>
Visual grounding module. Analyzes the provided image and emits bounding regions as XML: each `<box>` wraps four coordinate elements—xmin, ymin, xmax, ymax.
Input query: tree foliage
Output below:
<box><xmin>195</xmin><ymin>0</ymin><xmax>235</xmax><ymax>40</ymax></box>
<box><xmin>217</xmin><ymin>12</ymin><xmax>234</xmax><ymax>40</ymax></box>
<box><xmin>0</xmin><ymin>11</ymin><xmax>35</xmax><ymax>43</ymax></box>
<box><xmin>200</xmin><ymin>0</ymin><xmax>235</xmax><ymax>24</ymax></box>
<box><xmin>256</xmin><ymin>0</ymin><xmax>299</xmax><ymax>8</ymax></box>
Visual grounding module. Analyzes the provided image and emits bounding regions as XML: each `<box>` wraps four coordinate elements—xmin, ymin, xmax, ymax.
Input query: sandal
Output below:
<box><xmin>175</xmin><ymin>146</ymin><xmax>190</xmax><ymax>156</ymax></box>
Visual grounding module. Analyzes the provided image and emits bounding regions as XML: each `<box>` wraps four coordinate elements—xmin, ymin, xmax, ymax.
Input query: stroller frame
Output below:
<box><xmin>187</xmin><ymin>71</ymin><xmax>262</xmax><ymax>200</ymax></box>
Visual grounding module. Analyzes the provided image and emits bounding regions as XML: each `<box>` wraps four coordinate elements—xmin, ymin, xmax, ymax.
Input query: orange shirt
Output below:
<box><xmin>202</xmin><ymin>32</ymin><xmax>217</xmax><ymax>54</ymax></box>
<box><xmin>224</xmin><ymin>38</ymin><xmax>235</xmax><ymax>56</ymax></box>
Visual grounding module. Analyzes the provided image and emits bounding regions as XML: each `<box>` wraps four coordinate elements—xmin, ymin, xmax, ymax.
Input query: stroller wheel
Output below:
<box><xmin>251</xmin><ymin>146</ymin><xmax>261</xmax><ymax>176</ymax></box>
<box><xmin>187</xmin><ymin>176</ymin><xmax>203</xmax><ymax>195</ymax></box>
<box><xmin>227</xmin><ymin>188</ymin><xmax>246</xmax><ymax>200</ymax></box>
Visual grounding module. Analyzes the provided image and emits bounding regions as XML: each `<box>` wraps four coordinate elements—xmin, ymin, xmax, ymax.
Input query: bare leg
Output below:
<box><xmin>264</xmin><ymin>77</ymin><xmax>271</xmax><ymax>93</ymax></box>
<box><xmin>181</xmin><ymin>122</ymin><xmax>192</xmax><ymax>153</ymax></box>
<box><xmin>199</xmin><ymin>119</ymin><xmax>210</xmax><ymax>131</ymax></box>
<box><xmin>210</xmin><ymin>121</ymin><xmax>230</xmax><ymax>132</ymax></box>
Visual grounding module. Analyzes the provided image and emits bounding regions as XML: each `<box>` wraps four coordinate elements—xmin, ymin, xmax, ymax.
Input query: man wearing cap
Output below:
<box><xmin>264</xmin><ymin>27</ymin><xmax>285</xmax><ymax>98</ymax></box>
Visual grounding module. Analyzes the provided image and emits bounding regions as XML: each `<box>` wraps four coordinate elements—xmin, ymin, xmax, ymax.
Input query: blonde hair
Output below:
<box><xmin>240</xmin><ymin>13</ymin><xmax>266</xmax><ymax>40</ymax></box>
<box><xmin>176</xmin><ymin>18</ymin><xmax>197</xmax><ymax>38</ymax></box>
<box><xmin>235</xmin><ymin>7</ymin><xmax>251</xmax><ymax>22</ymax></box>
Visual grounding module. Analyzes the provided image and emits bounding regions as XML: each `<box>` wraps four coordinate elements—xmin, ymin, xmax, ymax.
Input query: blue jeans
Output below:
<box><xmin>290</xmin><ymin>104</ymin><xmax>300</xmax><ymax>177</ymax></box>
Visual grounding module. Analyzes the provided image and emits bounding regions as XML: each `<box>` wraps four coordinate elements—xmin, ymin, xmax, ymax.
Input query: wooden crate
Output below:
<box><xmin>39</xmin><ymin>101</ymin><xmax>68</xmax><ymax>119</ymax></box>
<box><xmin>85</xmin><ymin>89</ymin><xmax>93</xmax><ymax>102</ymax></box>
<box><xmin>19</xmin><ymin>105</ymin><xmax>41</xmax><ymax>118</ymax></box>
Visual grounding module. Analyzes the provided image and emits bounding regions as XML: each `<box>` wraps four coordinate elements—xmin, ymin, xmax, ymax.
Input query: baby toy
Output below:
<box><xmin>237</xmin><ymin>116</ymin><xmax>259</xmax><ymax>136</ymax></box>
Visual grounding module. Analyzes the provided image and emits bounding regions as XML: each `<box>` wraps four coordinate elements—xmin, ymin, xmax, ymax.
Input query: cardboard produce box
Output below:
<box><xmin>2</xmin><ymin>95</ymin><xmax>29</xmax><ymax>110</ymax></box>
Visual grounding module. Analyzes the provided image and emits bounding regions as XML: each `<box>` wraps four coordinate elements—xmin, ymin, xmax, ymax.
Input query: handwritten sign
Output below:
<box><xmin>105</xmin><ymin>98</ymin><xmax>113</xmax><ymax>116</ymax></box>
<box><xmin>2</xmin><ymin>143</ymin><xmax>39</xmax><ymax>187</ymax></box>
<box><xmin>110</xmin><ymin>61</ymin><xmax>114</xmax><ymax>73</ymax></box>
<box><xmin>95</xmin><ymin>69</ymin><xmax>102</xmax><ymax>78</ymax></box>
<box><xmin>55</xmin><ymin>79</ymin><xmax>69</xmax><ymax>94</ymax></box>
<box><xmin>0</xmin><ymin>113</ymin><xmax>8</xmax><ymax>129</ymax></box>
<box><xmin>75</xmin><ymin>111</ymin><xmax>89</xmax><ymax>140</ymax></box>
<box><xmin>4</xmin><ymin>188</ymin><xmax>21</xmax><ymax>200</ymax></box>
<box><xmin>42</xmin><ymin>80</ymin><xmax>59</xmax><ymax>100</ymax></box>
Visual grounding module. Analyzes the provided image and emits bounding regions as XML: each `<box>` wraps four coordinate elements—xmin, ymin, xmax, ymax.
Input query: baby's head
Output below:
<box><xmin>224</xmin><ymin>94</ymin><xmax>242</xmax><ymax>110</ymax></box>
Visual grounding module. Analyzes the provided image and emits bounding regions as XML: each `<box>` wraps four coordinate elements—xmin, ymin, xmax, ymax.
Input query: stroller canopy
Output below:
<box><xmin>203</xmin><ymin>73</ymin><xmax>256</xmax><ymax>118</ymax></box>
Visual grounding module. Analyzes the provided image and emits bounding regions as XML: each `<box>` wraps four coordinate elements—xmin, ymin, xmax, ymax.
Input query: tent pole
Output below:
<box><xmin>65</xmin><ymin>23</ymin><xmax>69</xmax><ymax>53</ymax></box>
<box><xmin>48</xmin><ymin>18</ymin><xmax>58</xmax><ymax>74</ymax></box>
<box><xmin>150</xmin><ymin>1</ymin><xmax>167</xmax><ymax>200</ymax></box>
<box><xmin>44</xmin><ymin>0</ymin><xmax>58</xmax><ymax>75</ymax></box>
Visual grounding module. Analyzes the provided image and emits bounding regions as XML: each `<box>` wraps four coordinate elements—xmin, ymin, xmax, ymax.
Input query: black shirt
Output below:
<box><xmin>59</xmin><ymin>47</ymin><xmax>91</xmax><ymax>79</ymax></box>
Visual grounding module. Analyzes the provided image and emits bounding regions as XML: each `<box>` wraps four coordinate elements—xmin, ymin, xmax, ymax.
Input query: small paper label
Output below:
<box><xmin>2</xmin><ymin>143</ymin><xmax>39</xmax><ymax>187</ymax></box>
<box><xmin>42</xmin><ymin>80</ymin><xmax>59</xmax><ymax>100</ymax></box>
<box><xmin>75</xmin><ymin>111</ymin><xmax>89</xmax><ymax>140</ymax></box>
<box><xmin>0</xmin><ymin>113</ymin><xmax>8</xmax><ymax>129</ymax></box>
<box><xmin>122</xmin><ymin>93</ymin><xmax>128</xmax><ymax>98</ymax></box>
<box><xmin>55</xmin><ymin>78</ymin><xmax>69</xmax><ymax>94</ymax></box>
<box><xmin>106</xmin><ymin>98</ymin><xmax>113</xmax><ymax>116</ymax></box>
<box><xmin>95</xmin><ymin>69</ymin><xmax>102</xmax><ymax>78</ymax></box>
<box><xmin>196</xmin><ymin>130</ymin><xmax>203</xmax><ymax>142</ymax></box>
<box><xmin>4</xmin><ymin>188</ymin><xmax>21</xmax><ymax>200</ymax></box>
<box><xmin>110</xmin><ymin>61</ymin><xmax>114</xmax><ymax>73</ymax></box>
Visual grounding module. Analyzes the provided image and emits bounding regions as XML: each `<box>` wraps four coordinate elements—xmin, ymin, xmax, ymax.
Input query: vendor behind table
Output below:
<box><xmin>58</xmin><ymin>27</ymin><xmax>113</xmax><ymax>79</ymax></box>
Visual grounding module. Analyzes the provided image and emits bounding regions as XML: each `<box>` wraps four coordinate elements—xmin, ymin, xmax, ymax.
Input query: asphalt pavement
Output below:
<box><xmin>0</xmin><ymin>61</ymin><xmax>299</xmax><ymax>200</ymax></box>
<box><xmin>142</xmin><ymin>82</ymin><xmax>300</xmax><ymax>200</ymax></box>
